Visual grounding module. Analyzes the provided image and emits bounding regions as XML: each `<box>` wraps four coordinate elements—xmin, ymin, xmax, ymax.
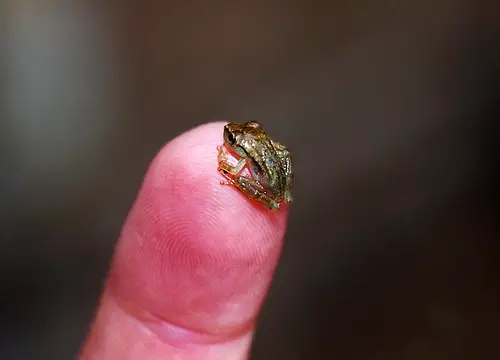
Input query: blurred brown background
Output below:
<box><xmin>2</xmin><ymin>1</ymin><xmax>500</xmax><ymax>359</ymax></box>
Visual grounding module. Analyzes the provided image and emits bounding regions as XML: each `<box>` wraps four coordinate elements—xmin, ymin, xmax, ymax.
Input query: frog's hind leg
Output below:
<box><xmin>272</xmin><ymin>141</ymin><xmax>293</xmax><ymax>204</ymax></box>
<box><xmin>234</xmin><ymin>175</ymin><xmax>281</xmax><ymax>211</ymax></box>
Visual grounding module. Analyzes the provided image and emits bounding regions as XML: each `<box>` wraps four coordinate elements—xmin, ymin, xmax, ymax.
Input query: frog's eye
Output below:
<box><xmin>224</xmin><ymin>126</ymin><xmax>238</xmax><ymax>144</ymax></box>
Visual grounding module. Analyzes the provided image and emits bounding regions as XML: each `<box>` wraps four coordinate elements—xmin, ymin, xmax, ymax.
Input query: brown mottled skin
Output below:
<box><xmin>218</xmin><ymin>121</ymin><xmax>293</xmax><ymax>211</ymax></box>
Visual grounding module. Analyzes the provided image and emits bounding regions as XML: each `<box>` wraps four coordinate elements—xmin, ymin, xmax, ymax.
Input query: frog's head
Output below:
<box><xmin>223</xmin><ymin>121</ymin><xmax>262</xmax><ymax>157</ymax></box>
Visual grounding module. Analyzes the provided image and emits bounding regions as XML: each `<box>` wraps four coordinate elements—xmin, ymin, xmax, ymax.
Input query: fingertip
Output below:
<box><xmin>81</xmin><ymin>121</ymin><xmax>291</xmax><ymax>359</ymax></box>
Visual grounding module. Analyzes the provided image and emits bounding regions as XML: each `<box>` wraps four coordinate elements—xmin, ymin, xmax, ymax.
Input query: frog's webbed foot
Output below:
<box><xmin>234</xmin><ymin>175</ymin><xmax>281</xmax><ymax>211</ymax></box>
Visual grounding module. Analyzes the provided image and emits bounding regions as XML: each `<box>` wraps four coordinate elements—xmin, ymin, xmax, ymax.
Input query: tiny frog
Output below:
<box><xmin>217</xmin><ymin>121</ymin><xmax>293</xmax><ymax>211</ymax></box>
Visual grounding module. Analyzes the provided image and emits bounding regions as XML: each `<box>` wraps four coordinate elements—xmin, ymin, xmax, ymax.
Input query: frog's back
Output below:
<box><xmin>243</xmin><ymin>132</ymin><xmax>287</xmax><ymax>198</ymax></box>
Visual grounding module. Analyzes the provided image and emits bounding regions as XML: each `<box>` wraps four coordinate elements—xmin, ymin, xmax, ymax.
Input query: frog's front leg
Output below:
<box><xmin>233</xmin><ymin>175</ymin><xmax>281</xmax><ymax>211</ymax></box>
<box><xmin>217</xmin><ymin>145</ymin><xmax>247</xmax><ymax>184</ymax></box>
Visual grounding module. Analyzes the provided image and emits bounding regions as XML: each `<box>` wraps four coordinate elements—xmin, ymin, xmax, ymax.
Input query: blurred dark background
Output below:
<box><xmin>2</xmin><ymin>1</ymin><xmax>500</xmax><ymax>359</ymax></box>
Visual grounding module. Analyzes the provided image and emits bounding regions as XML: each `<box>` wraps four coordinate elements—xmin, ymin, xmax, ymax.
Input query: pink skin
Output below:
<box><xmin>79</xmin><ymin>122</ymin><xmax>289</xmax><ymax>359</ymax></box>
